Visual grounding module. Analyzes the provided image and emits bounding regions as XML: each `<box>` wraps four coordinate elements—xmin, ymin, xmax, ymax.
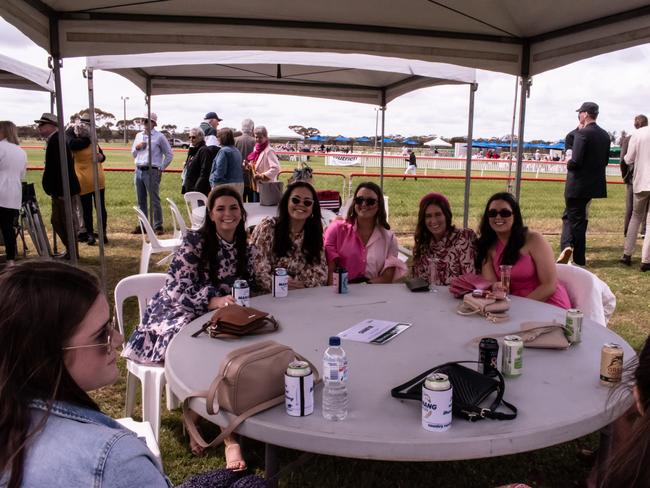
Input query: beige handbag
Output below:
<box><xmin>183</xmin><ymin>340</ymin><xmax>320</xmax><ymax>449</ymax></box>
<box><xmin>457</xmin><ymin>292</ymin><xmax>510</xmax><ymax>322</ymax></box>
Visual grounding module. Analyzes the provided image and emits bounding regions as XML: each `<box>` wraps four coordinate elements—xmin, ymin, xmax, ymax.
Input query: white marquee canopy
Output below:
<box><xmin>0</xmin><ymin>52</ymin><xmax>53</xmax><ymax>92</ymax></box>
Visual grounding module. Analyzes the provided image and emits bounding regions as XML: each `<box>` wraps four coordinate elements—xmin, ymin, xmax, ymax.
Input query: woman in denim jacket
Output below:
<box><xmin>0</xmin><ymin>261</ymin><xmax>171</xmax><ymax>488</ymax></box>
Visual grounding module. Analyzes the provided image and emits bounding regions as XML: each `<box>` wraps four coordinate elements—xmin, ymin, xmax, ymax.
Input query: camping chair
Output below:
<box><xmin>556</xmin><ymin>263</ymin><xmax>616</xmax><ymax>326</ymax></box>
<box><xmin>166</xmin><ymin>197</ymin><xmax>188</xmax><ymax>239</ymax></box>
<box><xmin>134</xmin><ymin>207</ymin><xmax>182</xmax><ymax>274</ymax></box>
<box><xmin>114</xmin><ymin>272</ymin><xmax>180</xmax><ymax>442</ymax></box>
<box><xmin>183</xmin><ymin>191</ymin><xmax>208</xmax><ymax>229</ymax></box>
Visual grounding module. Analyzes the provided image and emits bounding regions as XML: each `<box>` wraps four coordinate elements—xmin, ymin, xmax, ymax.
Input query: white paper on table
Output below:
<box><xmin>338</xmin><ymin>318</ymin><xmax>403</xmax><ymax>343</ymax></box>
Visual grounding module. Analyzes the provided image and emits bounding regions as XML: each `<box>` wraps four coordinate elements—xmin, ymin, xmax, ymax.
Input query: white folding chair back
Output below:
<box><xmin>183</xmin><ymin>191</ymin><xmax>208</xmax><ymax>229</ymax></box>
<box><xmin>114</xmin><ymin>273</ymin><xmax>179</xmax><ymax>441</ymax></box>
<box><xmin>556</xmin><ymin>264</ymin><xmax>616</xmax><ymax>326</ymax></box>
<box><xmin>166</xmin><ymin>198</ymin><xmax>188</xmax><ymax>239</ymax></box>
<box><xmin>116</xmin><ymin>418</ymin><xmax>162</xmax><ymax>467</ymax></box>
<box><xmin>134</xmin><ymin>206</ymin><xmax>182</xmax><ymax>274</ymax></box>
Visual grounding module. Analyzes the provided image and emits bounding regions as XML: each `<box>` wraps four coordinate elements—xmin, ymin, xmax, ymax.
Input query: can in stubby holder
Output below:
<box><xmin>273</xmin><ymin>268</ymin><xmax>289</xmax><ymax>298</ymax></box>
<box><xmin>478</xmin><ymin>338</ymin><xmax>499</xmax><ymax>377</ymax></box>
<box><xmin>565</xmin><ymin>309</ymin><xmax>583</xmax><ymax>344</ymax></box>
<box><xmin>333</xmin><ymin>267</ymin><xmax>349</xmax><ymax>294</ymax></box>
<box><xmin>285</xmin><ymin>360</ymin><xmax>314</xmax><ymax>416</ymax></box>
<box><xmin>232</xmin><ymin>280</ymin><xmax>250</xmax><ymax>307</ymax></box>
<box><xmin>421</xmin><ymin>373</ymin><xmax>452</xmax><ymax>432</ymax></box>
<box><xmin>600</xmin><ymin>343</ymin><xmax>624</xmax><ymax>387</ymax></box>
<box><xmin>502</xmin><ymin>335</ymin><xmax>523</xmax><ymax>377</ymax></box>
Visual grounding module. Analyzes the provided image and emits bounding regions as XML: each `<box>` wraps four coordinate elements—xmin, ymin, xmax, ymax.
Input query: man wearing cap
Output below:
<box><xmin>558</xmin><ymin>102</ymin><xmax>610</xmax><ymax>266</ymax></box>
<box><xmin>131</xmin><ymin>113</ymin><xmax>173</xmax><ymax>234</ymax></box>
<box><xmin>200</xmin><ymin>112</ymin><xmax>222</xmax><ymax>147</ymax></box>
<box><xmin>36</xmin><ymin>112</ymin><xmax>80</xmax><ymax>258</ymax></box>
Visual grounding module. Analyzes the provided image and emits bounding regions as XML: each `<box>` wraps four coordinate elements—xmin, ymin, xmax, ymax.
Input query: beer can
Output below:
<box><xmin>333</xmin><ymin>267</ymin><xmax>349</xmax><ymax>294</ymax></box>
<box><xmin>421</xmin><ymin>373</ymin><xmax>452</xmax><ymax>432</ymax></box>
<box><xmin>272</xmin><ymin>268</ymin><xmax>288</xmax><ymax>298</ymax></box>
<box><xmin>285</xmin><ymin>360</ymin><xmax>314</xmax><ymax>416</ymax></box>
<box><xmin>565</xmin><ymin>309</ymin><xmax>583</xmax><ymax>344</ymax></box>
<box><xmin>600</xmin><ymin>343</ymin><xmax>624</xmax><ymax>387</ymax></box>
<box><xmin>232</xmin><ymin>279</ymin><xmax>250</xmax><ymax>307</ymax></box>
<box><xmin>478</xmin><ymin>338</ymin><xmax>499</xmax><ymax>377</ymax></box>
<box><xmin>502</xmin><ymin>335</ymin><xmax>523</xmax><ymax>377</ymax></box>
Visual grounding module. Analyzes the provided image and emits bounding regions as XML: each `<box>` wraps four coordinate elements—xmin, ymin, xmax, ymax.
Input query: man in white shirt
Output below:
<box><xmin>621</xmin><ymin>114</ymin><xmax>650</xmax><ymax>271</ymax></box>
<box><xmin>131</xmin><ymin>113</ymin><xmax>173</xmax><ymax>234</ymax></box>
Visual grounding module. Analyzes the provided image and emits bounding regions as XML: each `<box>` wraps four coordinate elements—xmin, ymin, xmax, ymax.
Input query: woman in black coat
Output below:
<box><xmin>182</xmin><ymin>128</ymin><xmax>218</xmax><ymax>196</ymax></box>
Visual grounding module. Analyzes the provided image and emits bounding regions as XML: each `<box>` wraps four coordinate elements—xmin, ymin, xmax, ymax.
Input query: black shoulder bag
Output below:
<box><xmin>391</xmin><ymin>361</ymin><xmax>517</xmax><ymax>422</ymax></box>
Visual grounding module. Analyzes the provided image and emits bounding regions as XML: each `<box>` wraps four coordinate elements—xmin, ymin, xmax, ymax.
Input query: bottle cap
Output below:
<box><xmin>329</xmin><ymin>336</ymin><xmax>341</xmax><ymax>346</ymax></box>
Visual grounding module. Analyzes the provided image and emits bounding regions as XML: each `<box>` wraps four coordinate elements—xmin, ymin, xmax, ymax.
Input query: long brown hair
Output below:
<box><xmin>0</xmin><ymin>261</ymin><xmax>101</xmax><ymax>488</ymax></box>
<box><xmin>0</xmin><ymin>121</ymin><xmax>20</xmax><ymax>145</ymax></box>
<box><xmin>413</xmin><ymin>192</ymin><xmax>454</xmax><ymax>262</ymax></box>
<box><xmin>600</xmin><ymin>335</ymin><xmax>650</xmax><ymax>487</ymax></box>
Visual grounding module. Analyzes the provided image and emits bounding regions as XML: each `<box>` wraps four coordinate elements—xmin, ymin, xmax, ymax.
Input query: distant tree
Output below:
<box><xmin>162</xmin><ymin>124</ymin><xmax>177</xmax><ymax>135</ymax></box>
<box><xmin>71</xmin><ymin>107</ymin><xmax>116</xmax><ymax>127</ymax></box>
<box><xmin>17</xmin><ymin>125</ymin><xmax>40</xmax><ymax>140</ymax></box>
<box><xmin>289</xmin><ymin>125</ymin><xmax>320</xmax><ymax>137</ymax></box>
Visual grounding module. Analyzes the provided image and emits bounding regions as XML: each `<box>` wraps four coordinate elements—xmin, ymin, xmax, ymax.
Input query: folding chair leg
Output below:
<box><xmin>141</xmin><ymin>370</ymin><xmax>165</xmax><ymax>441</ymax></box>
<box><xmin>140</xmin><ymin>244</ymin><xmax>152</xmax><ymax>274</ymax></box>
<box><xmin>125</xmin><ymin>371</ymin><xmax>138</xmax><ymax>418</ymax></box>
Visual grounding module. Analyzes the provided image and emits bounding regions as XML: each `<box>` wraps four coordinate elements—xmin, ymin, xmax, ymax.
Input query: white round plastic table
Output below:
<box><xmin>165</xmin><ymin>284</ymin><xmax>634</xmax><ymax>467</ymax></box>
<box><xmin>191</xmin><ymin>202</ymin><xmax>337</xmax><ymax>228</ymax></box>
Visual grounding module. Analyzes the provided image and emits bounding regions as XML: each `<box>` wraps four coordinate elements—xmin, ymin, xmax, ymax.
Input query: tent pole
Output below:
<box><xmin>514</xmin><ymin>77</ymin><xmax>531</xmax><ymax>200</ymax></box>
<box><xmin>506</xmin><ymin>76</ymin><xmax>519</xmax><ymax>193</ymax></box>
<box><xmin>84</xmin><ymin>67</ymin><xmax>107</xmax><ymax>292</ymax></box>
<box><xmin>49</xmin><ymin>18</ymin><xmax>77</xmax><ymax>264</ymax></box>
<box><xmin>49</xmin><ymin>89</ymin><xmax>57</xmax><ymax>253</ymax></box>
<box><xmin>146</xmin><ymin>77</ymin><xmax>154</xmax><ymax>224</ymax></box>
<box><xmin>463</xmin><ymin>83</ymin><xmax>478</xmax><ymax>228</ymax></box>
<box><xmin>379</xmin><ymin>105</ymin><xmax>386</xmax><ymax>191</ymax></box>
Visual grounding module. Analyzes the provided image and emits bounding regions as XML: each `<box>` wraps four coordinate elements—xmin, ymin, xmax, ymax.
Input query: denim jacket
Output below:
<box><xmin>0</xmin><ymin>400</ymin><xmax>171</xmax><ymax>488</ymax></box>
<box><xmin>209</xmin><ymin>145</ymin><xmax>244</xmax><ymax>186</ymax></box>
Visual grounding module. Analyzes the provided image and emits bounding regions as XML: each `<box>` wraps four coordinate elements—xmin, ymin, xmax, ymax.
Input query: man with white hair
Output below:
<box><xmin>131</xmin><ymin>113</ymin><xmax>173</xmax><ymax>234</ymax></box>
<box><xmin>235</xmin><ymin>118</ymin><xmax>256</xmax><ymax>201</ymax></box>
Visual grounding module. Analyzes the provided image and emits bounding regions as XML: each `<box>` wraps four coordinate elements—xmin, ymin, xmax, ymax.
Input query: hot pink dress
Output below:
<box><xmin>492</xmin><ymin>240</ymin><xmax>571</xmax><ymax>309</ymax></box>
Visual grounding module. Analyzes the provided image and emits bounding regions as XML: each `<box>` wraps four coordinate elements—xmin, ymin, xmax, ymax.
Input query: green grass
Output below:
<box><xmin>14</xmin><ymin>143</ymin><xmax>649</xmax><ymax>487</ymax></box>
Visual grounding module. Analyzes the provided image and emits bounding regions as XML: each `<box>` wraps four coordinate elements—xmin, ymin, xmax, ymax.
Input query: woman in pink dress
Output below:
<box><xmin>476</xmin><ymin>192</ymin><xmax>571</xmax><ymax>309</ymax></box>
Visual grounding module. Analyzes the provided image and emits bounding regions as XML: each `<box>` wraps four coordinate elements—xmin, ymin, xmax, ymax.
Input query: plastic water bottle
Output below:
<box><xmin>322</xmin><ymin>336</ymin><xmax>349</xmax><ymax>421</ymax></box>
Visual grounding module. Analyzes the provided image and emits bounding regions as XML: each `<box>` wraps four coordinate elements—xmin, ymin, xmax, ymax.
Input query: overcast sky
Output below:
<box><xmin>1</xmin><ymin>17</ymin><xmax>649</xmax><ymax>142</ymax></box>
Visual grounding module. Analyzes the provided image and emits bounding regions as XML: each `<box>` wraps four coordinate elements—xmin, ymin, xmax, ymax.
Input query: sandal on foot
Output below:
<box><xmin>224</xmin><ymin>443</ymin><xmax>247</xmax><ymax>472</ymax></box>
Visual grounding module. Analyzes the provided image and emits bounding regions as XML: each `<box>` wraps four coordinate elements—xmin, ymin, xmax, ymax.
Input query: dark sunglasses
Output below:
<box><xmin>354</xmin><ymin>197</ymin><xmax>378</xmax><ymax>207</ymax></box>
<box><xmin>62</xmin><ymin>317</ymin><xmax>117</xmax><ymax>355</ymax></box>
<box><xmin>189</xmin><ymin>136</ymin><xmax>197</xmax><ymax>140</ymax></box>
<box><xmin>290</xmin><ymin>196</ymin><xmax>313</xmax><ymax>207</ymax></box>
<box><xmin>488</xmin><ymin>209</ymin><xmax>513</xmax><ymax>218</ymax></box>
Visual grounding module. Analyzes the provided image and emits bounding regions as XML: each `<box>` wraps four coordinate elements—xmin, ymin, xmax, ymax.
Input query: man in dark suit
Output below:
<box><xmin>557</xmin><ymin>102</ymin><xmax>611</xmax><ymax>266</ymax></box>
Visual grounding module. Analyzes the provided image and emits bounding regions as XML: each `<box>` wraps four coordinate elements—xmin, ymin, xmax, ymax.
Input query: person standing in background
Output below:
<box><xmin>131</xmin><ymin>113</ymin><xmax>173</xmax><ymax>235</ymax></box>
<box><xmin>0</xmin><ymin>121</ymin><xmax>27</xmax><ymax>265</ymax></box>
<box><xmin>200</xmin><ymin>111</ymin><xmax>221</xmax><ymax>147</ymax></box>
<box><xmin>249</xmin><ymin>126</ymin><xmax>280</xmax><ymax>202</ymax></box>
<box><xmin>621</xmin><ymin>115</ymin><xmax>649</xmax><ymax>238</ymax></box>
<box><xmin>235</xmin><ymin>119</ymin><xmax>256</xmax><ymax>202</ymax></box>
<box><xmin>402</xmin><ymin>149</ymin><xmax>417</xmax><ymax>181</ymax></box>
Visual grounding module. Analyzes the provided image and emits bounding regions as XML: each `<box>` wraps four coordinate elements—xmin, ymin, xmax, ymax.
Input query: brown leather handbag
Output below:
<box><xmin>191</xmin><ymin>304</ymin><xmax>279</xmax><ymax>339</ymax></box>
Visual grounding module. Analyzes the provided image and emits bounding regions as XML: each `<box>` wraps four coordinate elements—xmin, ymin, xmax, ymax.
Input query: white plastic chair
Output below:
<box><xmin>134</xmin><ymin>207</ymin><xmax>182</xmax><ymax>274</ymax></box>
<box><xmin>115</xmin><ymin>273</ymin><xmax>179</xmax><ymax>441</ymax></box>
<box><xmin>116</xmin><ymin>418</ymin><xmax>162</xmax><ymax>467</ymax></box>
<box><xmin>166</xmin><ymin>198</ymin><xmax>188</xmax><ymax>239</ymax></box>
<box><xmin>183</xmin><ymin>191</ymin><xmax>208</xmax><ymax>229</ymax></box>
<box><xmin>398</xmin><ymin>245</ymin><xmax>412</xmax><ymax>264</ymax></box>
<box><xmin>556</xmin><ymin>263</ymin><xmax>616</xmax><ymax>326</ymax></box>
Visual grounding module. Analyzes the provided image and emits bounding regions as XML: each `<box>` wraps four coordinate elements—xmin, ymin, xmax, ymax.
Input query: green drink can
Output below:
<box><xmin>502</xmin><ymin>335</ymin><xmax>523</xmax><ymax>377</ymax></box>
<box><xmin>565</xmin><ymin>308</ymin><xmax>583</xmax><ymax>344</ymax></box>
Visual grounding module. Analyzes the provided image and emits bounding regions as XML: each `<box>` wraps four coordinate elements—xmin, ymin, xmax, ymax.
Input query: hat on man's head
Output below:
<box><xmin>576</xmin><ymin>102</ymin><xmax>599</xmax><ymax>116</ymax></box>
<box><xmin>34</xmin><ymin>113</ymin><xmax>58</xmax><ymax>126</ymax></box>
<box><xmin>204</xmin><ymin>111</ymin><xmax>223</xmax><ymax>121</ymax></box>
<box><xmin>141</xmin><ymin>112</ymin><xmax>158</xmax><ymax>126</ymax></box>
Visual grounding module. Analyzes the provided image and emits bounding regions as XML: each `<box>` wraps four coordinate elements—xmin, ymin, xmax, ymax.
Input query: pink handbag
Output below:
<box><xmin>449</xmin><ymin>273</ymin><xmax>493</xmax><ymax>298</ymax></box>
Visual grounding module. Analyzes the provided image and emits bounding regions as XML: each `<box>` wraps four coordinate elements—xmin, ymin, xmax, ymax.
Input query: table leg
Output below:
<box><xmin>265</xmin><ymin>443</ymin><xmax>279</xmax><ymax>488</ymax></box>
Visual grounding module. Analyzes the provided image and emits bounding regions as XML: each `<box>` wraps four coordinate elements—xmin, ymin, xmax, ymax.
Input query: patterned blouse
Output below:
<box><xmin>122</xmin><ymin>230</ymin><xmax>255</xmax><ymax>364</ymax></box>
<box><xmin>412</xmin><ymin>227</ymin><xmax>477</xmax><ymax>285</ymax></box>
<box><xmin>251</xmin><ymin>217</ymin><xmax>328</xmax><ymax>293</ymax></box>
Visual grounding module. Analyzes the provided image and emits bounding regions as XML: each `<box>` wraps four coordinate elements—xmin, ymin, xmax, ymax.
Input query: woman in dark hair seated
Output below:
<box><xmin>476</xmin><ymin>192</ymin><xmax>571</xmax><ymax>308</ymax></box>
<box><xmin>251</xmin><ymin>180</ymin><xmax>327</xmax><ymax>292</ymax></box>
<box><xmin>324</xmin><ymin>181</ymin><xmax>406</xmax><ymax>284</ymax></box>
<box><xmin>411</xmin><ymin>192</ymin><xmax>477</xmax><ymax>285</ymax></box>
<box><xmin>0</xmin><ymin>261</ymin><xmax>171</xmax><ymax>487</ymax></box>
<box><xmin>123</xmin><ymin>186</ymin><xmax>253</xmax><ymax>466</ymax></box>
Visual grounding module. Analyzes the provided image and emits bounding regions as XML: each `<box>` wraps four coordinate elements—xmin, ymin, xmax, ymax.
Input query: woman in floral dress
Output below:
<box><xmin>411</xmin><ymin>192</ymin><xmax>477</xmax><ymax>285</ymax></box>
<box><xmin>122</xmin><ymin>186</ymin><xmax>253</xmax><ymax>468</ymax></box>
<box><xmin>251</xmin><ymin>181</ymin><xmax>327</xmax><ymax>292</ymax></box>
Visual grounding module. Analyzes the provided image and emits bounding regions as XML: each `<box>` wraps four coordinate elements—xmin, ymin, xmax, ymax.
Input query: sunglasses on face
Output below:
<box><xmin>290</xmin><ymin>196</ymin><xmax>313</xmax><ymax>207</ymax></box>
<box><xmin>62</xmin><ymin>317</ymin><xmax>117</xmax><ymax>355</ymax></box>
<box><xmin>189</xmin><ymin>136</ymin><xmax>197</xmax><ymax>140</ymax></box>
<box><xmin>488</xmin><ymin>209</ymin><xmax>513</xmax><ymax>218</ymax></box>
<box><xmin>354</xmin><ymin>197</ymin><xmax>378</xmax><ymax>207</ymax></box>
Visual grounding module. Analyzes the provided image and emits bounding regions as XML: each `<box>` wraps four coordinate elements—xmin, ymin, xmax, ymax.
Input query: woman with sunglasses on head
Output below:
<box><xmin>0</xmin><ymin>261</ymin><xmax>172</xmax><ymax>487</ymax></box>
<box><xmin>251</xmin><ymin>181</ymin><xmax>327</xmax><ymax>292</ymax></box>
<box><xmin>476</xmin><ymin>192</ymin><xmax>571</xmax><ymax>308</ymax></box>
<box><xmin>324</xmin><ymin>181</ymin><xmax>406</xmax><ymax>284</ymax></box>
<box><xmin>123</xmin><ymin>186</ymin><xmax>253</xmax><ymax>467</ymax></box>
<box><xmin>181</xmin><ymin>127</ymin><xmax>215</xmax><ymax>196</ymax></box>
<box><xmin>412</xmin><ymin>192</ymin><xmax>477</xmax><ymax>285</ymax></box>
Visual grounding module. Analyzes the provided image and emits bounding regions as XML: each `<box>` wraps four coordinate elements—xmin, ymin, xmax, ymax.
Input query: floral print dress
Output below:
<box><xmin>412</xmin><ymin>227</ymin><xmax>477</xmax><ymax>285</ymax></box>
<box><xmin>122</xmin><ymin>230</ymin><xmax>255</xmax><ymax>364</ymax></box>
<box><xmin>251</xmin><ymin>217</ymin><xmax>327</xmax><ymax>293</ymax></box>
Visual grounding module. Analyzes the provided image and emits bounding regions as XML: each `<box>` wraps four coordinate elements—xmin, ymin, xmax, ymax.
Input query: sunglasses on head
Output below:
<box><xmin>290</xmin><ymin>196</ymin><xmax>313</xmax><ymax>207</ymax></box>
<box><xmin>488</xmin><ymin>209</ymin><xmax>513</xmax><ymax>218</ymax></box>
<box><xmin>354</xmin><ymin>196</ymin><xmax>378</xmax><ymax>207</ymax></box>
